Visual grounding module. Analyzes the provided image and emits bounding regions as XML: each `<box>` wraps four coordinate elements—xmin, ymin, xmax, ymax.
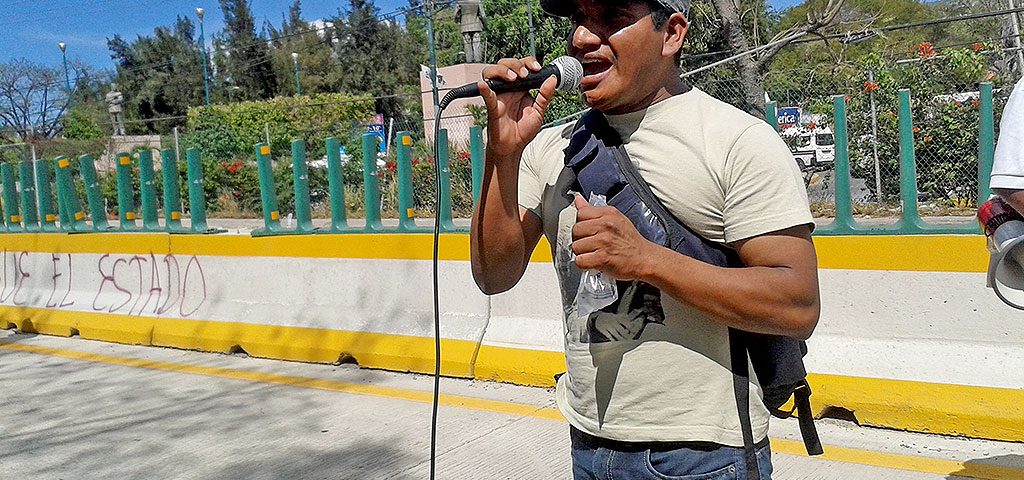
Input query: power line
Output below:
<box><xmin>685</xmin><ymin>7</ymin><xmax>1024</xmax><ymax>63</ymax></box>
<box><xmin>789</xmin><ymin>7</ymin><xmax>1024</xmax><ymax>46</ymax></box>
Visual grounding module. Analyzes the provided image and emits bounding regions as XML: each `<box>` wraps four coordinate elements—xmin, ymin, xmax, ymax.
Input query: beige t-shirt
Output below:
<box><xmin>518</xmin><ymin>88</ymin><xmax>813</xmax><ymax>446</ymax></box>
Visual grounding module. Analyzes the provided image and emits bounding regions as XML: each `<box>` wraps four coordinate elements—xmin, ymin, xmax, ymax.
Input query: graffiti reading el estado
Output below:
<box><xmin>0</xmin><ymin>250</ymin><xmax>207</xmax><ymax>318</ymax></box>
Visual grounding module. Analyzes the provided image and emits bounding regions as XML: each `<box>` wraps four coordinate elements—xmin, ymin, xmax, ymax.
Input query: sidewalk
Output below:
<box><xmin>1</xmin><ymin>329</ymin><xmax>1021</xmax><ymax>480</ymax></box>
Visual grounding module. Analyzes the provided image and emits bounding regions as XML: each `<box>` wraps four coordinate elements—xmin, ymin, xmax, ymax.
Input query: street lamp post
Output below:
<box><xmin>291</xmin><ymin>52</ymin><xmax>301</xmax><ymax>96</ymax></box>
<box><xmin>58</xmin><ymin>42</ymin><xmax>72</xmax><ymax>110</ymax></box>
<box><xmin>196</xmin><ymin>7</ymin><xmax>211</xmax><ymax>106</ymax></box>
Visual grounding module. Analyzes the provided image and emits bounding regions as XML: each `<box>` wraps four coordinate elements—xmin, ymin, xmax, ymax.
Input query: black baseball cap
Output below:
<box><xmin>539</xmin><ymin>0</ymin><xmax>691</xmax><ymax>17</ymax></box>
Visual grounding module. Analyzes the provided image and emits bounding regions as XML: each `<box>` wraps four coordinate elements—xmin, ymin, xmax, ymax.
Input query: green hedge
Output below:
<box><xmin>183</xmin><ymin>94</ymin><xmax>376</xmax><ymax>161</ymax></box>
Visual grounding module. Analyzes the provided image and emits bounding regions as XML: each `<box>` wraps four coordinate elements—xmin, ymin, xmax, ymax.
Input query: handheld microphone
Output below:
<box><xmin>438</xmin><ymin>56</ymin><xmax>584</xmax><ymax>109</ymax></box>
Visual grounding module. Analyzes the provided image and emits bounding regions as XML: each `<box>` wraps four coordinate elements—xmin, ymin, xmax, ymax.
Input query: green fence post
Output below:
<box><xmin>291</xmin><ymin>139</ymin><xmax>314</xmax><ymax>233</ymax></box>
<box><xmin>897</xmin><ymin>89</ymin><xmax>924</xmax><ymax>232</ymax></box>
<box><xmin>830</xmin><ymin>95</ymin><xmax>856</xmax><ymax>233</ymax></box>
<box><xmin>53</xmin><ymin>156</ymin><xmax>86</xmax><ymax>232</ymax></box>
<box><xmin>362</xmin><ymin>133</ymin><xmax>383</xmax><ymax>232</ymax></box>
<box><xmin>765</xmin><ymin>101</ymin><xmax>779</xmax><ymax>131</ymax></box>
<box><xmin>324</xmin><ymin>137</ymin><xmax>349</xmax><ymax>232</ymax></box>
<box><xmin>470</xmin><ymin>126</ymin><xmax>484</xmax><ymax>204</ymax></box>
<box><xmin>115</xmin><ymin>152</ymin><xmax>138</xmax><ymax>231</ymax></box>
<box><xmin>35</xmin><ymin>160</ymin><xmax>58</xmax><ymax>232</ymax></box>
<box><xmin>161</xmin><ymin>149</ymin><xmax>185</xmax><ymax>232</ymax></box>
<box><xmin>18</xmin><ymin>160</ymin><xmax>39</xmax><ymax>232</ymax></box>
<box><xmin>0</xmin><ymin>179</ymin><xmax>7</xmax><ymax>233</ymax></box>
<box><xmin>78</xmin><ymin>155</ymin><xmax>110</xmax><ymax>231</ymax></box>
<box><xmin>185</xmin><ymin>148</ymin><xmax>213</xmax><ymax>233</ymax></box>
<box><xmin>53</xmin><ymin>157</ymin><xmax>71</xmax><ymax>228</ymax></box>
<box><xmin>436</xmin><ymin>129</ymin><xmax>457</xmax><ymax>232</ymax></box>
<box><xmin>396</xmin><ymin>131</ymin><xmax>417</xmax><ymax>232</ymax></box>
<box><xmin>254</xmin><ymin>143</ymin><xmax>283</xmax><ymax>234</ymax></box>
<box><xmin>138</xmin><ymin>149</ymin><xmax>160</xmax><ymax>231</ymax></box>
<box><xmin>978</xmin><ymin>82</ymin><xmax>995</xmax><ymax>204</ymax></box>
<box><xmin>1</xmin><ymin>163</ymin><xmax>22</xmax><ymax>232</ymax></box>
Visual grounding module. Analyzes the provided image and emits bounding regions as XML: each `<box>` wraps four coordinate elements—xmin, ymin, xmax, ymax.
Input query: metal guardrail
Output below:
<box><xmin>0</xmin><ymin>81</ymin><xmax>995</xmax><ymax>237</ymax></box>
<box><xmin>766</xmin><ymin>82</ymin><xmax>994</xmax><ymax>236</ymax></box>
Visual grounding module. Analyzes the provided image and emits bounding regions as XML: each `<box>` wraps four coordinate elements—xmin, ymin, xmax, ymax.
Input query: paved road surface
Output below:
<box><xmin>1</xmin><ymin>329</ymin><xmax>1021</xmax><ymax>480</ymax></box>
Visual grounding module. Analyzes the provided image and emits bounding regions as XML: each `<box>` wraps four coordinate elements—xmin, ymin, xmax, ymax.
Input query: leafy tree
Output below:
<box><xmin>108</xmin><ymin>16</ymin><xmax>205</xmax><ymax>132</ymax></box>
<box><xmin>471</xmin><ymin>0</ymin><xmax>584</xmax><ymax>123</ymax></box>
<box><xmin>267</xmin><ymin>0</ymin><xmax>341</xmax><ymax>97</ymax></box>
<box><xmin>219</xmin><ymin>0</ymin><xmax>278</xmax><ymax>100</ymax></box>
<box><xmin>479</xmin><ymin>0</ymin><xmax>571</xmax><ymax>64</ymax></box>
<box><xmin>62</xmin><ymin>110</ymin><xmax>104</xmax><ymax>140</ymax></box>
<box><xmin>333</xmin><ymin>0</ymin><xmax>420</xmax><ymax>119</ymax></box>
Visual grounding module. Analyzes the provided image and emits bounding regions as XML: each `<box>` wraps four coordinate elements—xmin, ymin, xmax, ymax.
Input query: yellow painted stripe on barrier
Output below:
<box><xmin>806</xmin><ymin>373</ymin><xmax>1024</xmax><ymax>443</ymax></box>
<box><xmin>169</xmin><ymin>234</ymin><xmax>474</xmax><ymax>260</ymax></box>
<box><xmin>0</xmin><ymin>306</ymin><xmax>478</xmax><ymax>378</ymax></box>
<box><xmin>0</xmin><ymin>339</ymin><xmax>1020</xmax><ymax>480</ymax></box>
<box><xmin>0</xmin><ymin>232</ymin><xmax>170</xmax><ymax>255</ymax></box>
<box><xmin>474</xmin><ymin>343</ymin><xmax>565</xmax><ymax>387</ymax></box>
<box><xmin>0</xmin><ymin>232</ymin><xmax>987</xmax><ymax>272</ymax></box>
<box><xmin>814</xmin><ymin>235</ymin><xmax>988</xmax><ymax>273</ymax></box>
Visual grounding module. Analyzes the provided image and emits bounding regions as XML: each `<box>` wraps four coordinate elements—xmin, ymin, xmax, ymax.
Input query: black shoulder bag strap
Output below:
<box><xmin>579</xmin><ymin>111</ymin><xmax>764</xmax><ymax>480</ymax></box>
<box><xmin>729</xmin><ymin>330</ymin><xmax>764</xmax><ymax>480</ymax></box>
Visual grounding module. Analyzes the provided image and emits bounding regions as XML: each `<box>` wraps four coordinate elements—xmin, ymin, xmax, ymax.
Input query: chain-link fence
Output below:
<box><xmin>693</xmin><ymin>54</ymin><xmax>1022</xmax><ymax>220</ymax></box>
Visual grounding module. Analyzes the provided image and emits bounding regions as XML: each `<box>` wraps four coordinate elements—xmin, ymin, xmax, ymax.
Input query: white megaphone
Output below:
<box><xmin>978</xmin><ymin>197</ymin><xmax>1024</xmax><ymax>310</ymax></box>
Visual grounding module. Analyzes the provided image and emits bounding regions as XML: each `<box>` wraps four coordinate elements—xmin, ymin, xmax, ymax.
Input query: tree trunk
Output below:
<box><xmin>710</xmin><ymin>0</ymin><xmax>767</xmax><ymax>117</ymax></box>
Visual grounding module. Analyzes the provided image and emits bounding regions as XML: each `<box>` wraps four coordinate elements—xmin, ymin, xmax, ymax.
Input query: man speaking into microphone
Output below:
<box><xmin>469</xmin><ymin>0</ymin><xmax>820</xmax><ymax>478</ymax></box>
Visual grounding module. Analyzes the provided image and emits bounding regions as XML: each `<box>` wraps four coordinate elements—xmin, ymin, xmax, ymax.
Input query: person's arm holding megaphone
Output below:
<box><xmin>992</xmin><ymin>76</ymin><xmax>1024</xmax><ymax>212</ymax></box>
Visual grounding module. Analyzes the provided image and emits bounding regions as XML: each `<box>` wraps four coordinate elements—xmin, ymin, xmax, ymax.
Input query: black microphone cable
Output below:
<box><xmin>430</xmin><ymin>99</ymin><xmax>443</xmax><ymax>480</ymax></box>
<box><xmin>428</xmin><ymin>56</ymin><xmax>581</xmax><ymax>479</ymax></box>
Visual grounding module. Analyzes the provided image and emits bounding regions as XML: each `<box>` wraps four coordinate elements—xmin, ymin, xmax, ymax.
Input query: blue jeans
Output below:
<box><xmin>570</xmin><ymin>427</ymin><xmax>773</xmax><ymax>480</ymax></box>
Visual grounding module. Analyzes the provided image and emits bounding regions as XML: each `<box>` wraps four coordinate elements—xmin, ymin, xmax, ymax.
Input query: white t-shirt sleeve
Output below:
<box><xmin>722</xmin><ymin>123</ymin><xmax>815</xmax><ymax>243</ymax></box>
<box><xmin>992</xmin><ymin>77</ymin><xmax>1024</xmax><ymax>190</ymax></box>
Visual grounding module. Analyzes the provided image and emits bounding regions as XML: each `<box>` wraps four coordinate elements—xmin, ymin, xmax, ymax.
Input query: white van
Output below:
<box><xmin>787</xmin><ymin>127</ymin><xmax>835</xmax><ymax>171</ymax></box>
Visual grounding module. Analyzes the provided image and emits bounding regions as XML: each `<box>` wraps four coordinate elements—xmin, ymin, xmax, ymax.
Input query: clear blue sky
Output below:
<box><xmin>1</xmin><ymin>0</ymin><xmax>801</xmax><ymax>70</ymax></box>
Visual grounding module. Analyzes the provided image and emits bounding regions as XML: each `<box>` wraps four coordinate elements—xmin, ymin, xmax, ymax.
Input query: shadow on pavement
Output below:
<box><xmin>207</xmin><ymin>440</ymin><xmax>421</xmax><ymax>480</ymax></box>
<box><xmin>946</xmin><ymin>454</ymin><xmax>1024</xmax><ymax>480</ymax></box>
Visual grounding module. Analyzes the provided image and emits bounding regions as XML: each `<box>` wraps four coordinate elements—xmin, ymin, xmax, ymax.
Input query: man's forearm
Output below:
<box><xmin>639</xmin><ymin>242</ymin><xmax>820</xmax><ymax>339</ymax></box>
<box><xmin>470</xmin><ymin>152</ymin><xmax>532</xmax><ymax>294</ymax></box>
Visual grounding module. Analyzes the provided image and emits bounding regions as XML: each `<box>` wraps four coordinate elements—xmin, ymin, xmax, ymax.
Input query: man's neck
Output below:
<box><xmin>605</xmin><ymin>77</ymin><xmax>691</xmax><ymax>115</ymax></box>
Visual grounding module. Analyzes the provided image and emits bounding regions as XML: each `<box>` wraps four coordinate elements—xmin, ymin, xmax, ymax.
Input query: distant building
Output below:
<box><xmin>420</xmin><ymin>63</ymin><xmax>487</xmax><ymax>148</ymax></box>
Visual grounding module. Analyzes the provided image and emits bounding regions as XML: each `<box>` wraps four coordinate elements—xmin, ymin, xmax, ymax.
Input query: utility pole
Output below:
<box><xmin>197</xmin><ymin>7</ymin><xmax>211</xmax><ymax>106</ymax></box>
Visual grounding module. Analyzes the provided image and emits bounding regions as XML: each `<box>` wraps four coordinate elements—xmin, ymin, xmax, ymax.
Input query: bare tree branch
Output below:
<box><xmin>0</xmin><ymin>59</ymin><xmax>70</xmax><ymax>141</ymax></box>
<box><xmin>756</xmin><ymin>0</ymin><xmax>845</xmax><ymax>70</ymax></box>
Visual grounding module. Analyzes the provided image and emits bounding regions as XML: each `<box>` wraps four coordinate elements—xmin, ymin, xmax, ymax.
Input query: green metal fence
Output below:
<box><xmin>0</xmin><ymin>81</ymin><xmax>996</xmax><ymax>236</ymax></box>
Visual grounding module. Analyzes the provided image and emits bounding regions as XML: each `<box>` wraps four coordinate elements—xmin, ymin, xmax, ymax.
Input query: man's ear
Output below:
<box><xmin>663</xmin><ymin>12</ymin><xmax>688</xmax><ymax>58</ymax></box>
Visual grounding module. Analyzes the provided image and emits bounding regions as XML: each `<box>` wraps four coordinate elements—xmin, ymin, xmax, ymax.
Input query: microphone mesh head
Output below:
<box><xmin>552</xmin><ymin>56</ymin><xmax>584</xmax><ymax>92</ymax></box>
